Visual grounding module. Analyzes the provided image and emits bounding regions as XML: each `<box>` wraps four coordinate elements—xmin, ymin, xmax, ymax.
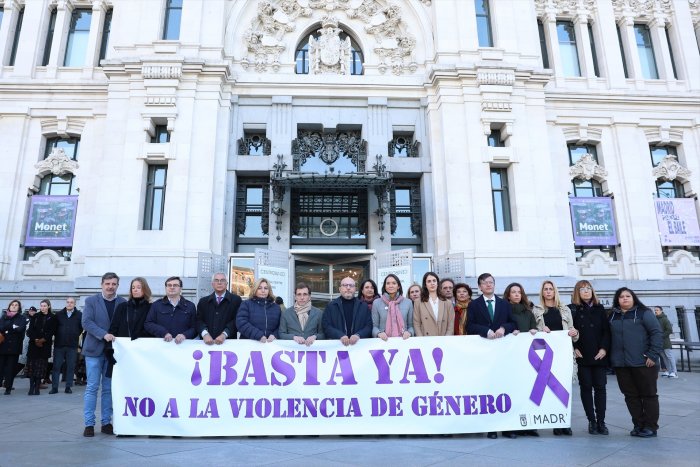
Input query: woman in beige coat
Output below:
<box><xmin>533</xmin><ymin>280</ymin><xmax>579</xmax><ymax>436</ymax></box>
<box><xmin>413</xmin><ymin>272</ymin><xmax>454</xmax><ymax>336</ymax></box>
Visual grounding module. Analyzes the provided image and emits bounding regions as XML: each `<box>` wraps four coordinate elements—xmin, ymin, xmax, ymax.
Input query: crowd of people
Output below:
<box><xmin>0</xmin><ymin>270</ymin><xmax>671</xmax><ymax>440</ymax></box>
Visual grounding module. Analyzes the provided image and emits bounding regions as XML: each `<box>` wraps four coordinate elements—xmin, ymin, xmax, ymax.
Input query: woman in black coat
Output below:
<box><xmin>109</xmin><ymin>277</ymin><xmax>153</xmax><ymax>339</ymax></box>
<box><xmin>569</xmin><ymin>281</ymin><xmax>610</xmax><ymax>436</ymax></box>
<box><xmin>26</xmin><ymin>299</ymin><xmax>57</xmax><ymax>395</ymax></box>
<box><xmin>0</xmin><ymin>300</ymin><xmax>27</xmax><ymax>395</ymax></box>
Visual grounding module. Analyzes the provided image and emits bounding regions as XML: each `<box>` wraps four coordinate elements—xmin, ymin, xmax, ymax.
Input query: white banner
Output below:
<box><xmin>112</xmin><ymin>332</ymin><xmax>573</xmax><ymax>437</ymax></box>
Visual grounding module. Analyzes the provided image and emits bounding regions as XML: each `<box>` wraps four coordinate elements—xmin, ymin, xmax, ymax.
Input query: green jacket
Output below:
<box><xmin>656</xmin><ymin>312</ymin><xmax>673</xmax><ymax>349</ymax></box>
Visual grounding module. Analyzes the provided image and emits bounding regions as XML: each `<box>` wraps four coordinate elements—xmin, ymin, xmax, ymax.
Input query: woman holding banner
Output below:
<box><xmin>413</xmin><ymin>272</ymin><xmax>454</xmax><ymax>337</ymax></box>
<box><xmin>372</xmin><ymin>274</ymin><xmax>413</xmax><ymax>340</ymax></box>
<box><xmin>569</xmin><ymin>281</ymin><xmax>610</xmax><ymax>435</ymax></box>
<box><xmin>533</xmin><ymin>281</ymin><xmax>578</xmax><ymax>436</ymax></box>
<box><xmin>358</xmin><ymin>279</ymin><xmax>380</xmax><ymax>315</ymax></box>
<box><xmin>236</xmin><ymin>278</ymin><xmax>281</xmax><ymax>343</ymax></box>
<box><xmin>453</xmin><ymin>283</ymin><xmax>472</xmax><ymax>336</ymax></box>
<box><xmin>110</xmin><ymin>277</ymin><xmax>153</xmax><ymax>340</ymax></box>
<box><xmin>609</xmin><ymin>287</ymin><xmax>662</xmax><ymax>438</ymax></box>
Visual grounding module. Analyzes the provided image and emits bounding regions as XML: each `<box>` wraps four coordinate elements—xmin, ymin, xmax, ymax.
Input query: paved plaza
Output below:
<box><xmin>2</xmin><ymin>367</ymin><xmax>699</xmax><ymax>467</ymax></box>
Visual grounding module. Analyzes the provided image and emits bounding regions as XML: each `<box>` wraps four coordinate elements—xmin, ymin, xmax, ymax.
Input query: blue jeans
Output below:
<box><xmin>83</xmin><ymin>355</ymin><xmax>112</xmax><ymax>427</ymax></box>
<box><xmin>52</xmin><ymin>346</ymin><xmax>77</xmax><ymax>390</ymax></box>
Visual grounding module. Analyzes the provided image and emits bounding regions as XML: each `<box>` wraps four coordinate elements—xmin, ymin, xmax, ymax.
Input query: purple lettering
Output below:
<box><xmin>191</xmin><ymin>350</ymin><xmax>203</xmax><ymax>386</ymax></box>
<box><xmin>325</xmin><ymin>351</ymin><xmax>357</xmax><ymax>385</ymax></box>
<box><xmin>369</xmin><ymin>349</ymin><xmax>398</xmax><ymax>384</ymax></box>
<box><xmin>162</xmin><ymin>398</ymin><xmax>179</xmax><ymax>418</ymax></box>
<box><xmin>270</xmin><ymin>351</ymin><xmax>295</xmax><ymax>386</ymax></box>
<box><xmin>299</xmin><ymin>350</ymin><xmax>325</xmax><ymax>385</ymax></box>
<box><xmin>240</xmin><ymin>351</ymin><xmax>270</xmax><ymax>386</ymax></box>
<box><xmin>400</xmin><ymin>349</ymin><xmax>431</xmax><ymax>384</ymax></box>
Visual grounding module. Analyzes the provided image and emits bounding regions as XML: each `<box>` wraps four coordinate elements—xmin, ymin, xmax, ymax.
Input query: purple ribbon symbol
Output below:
<box><xmin>528</xmin><ymin>339</ymin><xmax>569</xmax><ymax>407</ymax></box>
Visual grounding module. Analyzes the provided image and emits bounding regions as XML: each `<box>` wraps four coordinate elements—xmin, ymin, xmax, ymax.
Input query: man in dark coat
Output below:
<box><xmin>197</xmin><ymin>272</ymin><xmax>241</xmax><ymax>344</ymax></box>
<box><xmin>466</xmin><ymin>273</ymin><xmax>516</xmax><ymax>338</ymax></box>
<box><xmin>50</xmin><ymin>297</ymin><xmax>82</xmax><ymax>394</ymax></box>
<box><xmin>322</xmin><ymin>277</ymin><xmax>372</xmax><ymax>346</ymax></box>
<box><xmin>145</xmin><ymin>276</ymin><xmax>197</xmax><ymax>343</ymax></box>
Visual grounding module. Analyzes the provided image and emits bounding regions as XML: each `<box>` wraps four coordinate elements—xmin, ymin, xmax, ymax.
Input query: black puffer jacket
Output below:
<box><xmin>609</xmin><ymin>306</ymin><xmax>662</xmax><ymax>367</ymax></box>
<box><xmin>0</xmin><ymin>312</ymin><xmax>27</xmax><ymax>355</ymax></box>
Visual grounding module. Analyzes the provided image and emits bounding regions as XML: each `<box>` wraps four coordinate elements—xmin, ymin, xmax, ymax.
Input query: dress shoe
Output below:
<box><xmin>65</xmin><ymin>387</ymin><xmax>72</xmax><ymax>394</ymax></box>
<box><xmin>597</xmin><ymin>422</ymin><xmax>609</xmax><ymax>435</ymax></box>
<box><xmin>4</xmin><ymin>389</ymin><xmax>10</xmax><ymax>395</ymax></box>
<box><xmin>588</xmin><ymin>420</ymin><xmax>598</xmax><ymax>434</ymax></box>
<box><xmin>633</xmin><ymin>428</ymin><xmax>657</xmax><ymax>438</ymax></box>
<box><xmin>487</xmin><ymin>432</ymin><xmax>498</xmax><ymax>439</ymax></box>
<box><xmin>553</xmin><ymin>428</ymin><xmax>562</xmax><ymax>436</ymax></box>
<box><xmin>101</xmin><ymin>423</ymin><xmax>114</xmax><ymax>435</ymax></box>
<box><xmin>503</xmin><ymin>431</ymin><xmax>517</xmax><ymax>439</ymax></box>
<box><xmin>49</xmin><ymin>388</ymin><xmax>58</xmax><ymax>394</ymax></box>
<box><xmin>630</xmin><ymin>425</ymin><xmax>642</xmax><ymax>436</ymax></box>
<box><xmin>527</xmin><ymin>429</ymin><xmax>540</xmax><ymax>437</ymax></box>
<box><xmin>560</xmin><ymin>428</ymin><xmax>573</xmax><ymax>436</ymax></box>
<box><xmin>83</xmin><ymin>426</ymin><xmax>94</xmax><ymax>437</ymax></box>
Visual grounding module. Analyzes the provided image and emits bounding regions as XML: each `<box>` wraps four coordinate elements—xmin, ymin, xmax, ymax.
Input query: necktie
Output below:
<box><xmin>216</xmin><ymin>296</ymin><xmax>222</xmax><ymax>305</ymax></box>
<box><xmin>487</xmin><ymin>300</ymin><xmax>494</xmax><ymax>321</ymax></box>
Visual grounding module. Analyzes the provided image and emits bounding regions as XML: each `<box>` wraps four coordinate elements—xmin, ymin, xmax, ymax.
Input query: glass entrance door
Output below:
<box><xmin>294</xmin><ymin>254</ymin><xmax>370</xmax><ymax>309</ymax></box>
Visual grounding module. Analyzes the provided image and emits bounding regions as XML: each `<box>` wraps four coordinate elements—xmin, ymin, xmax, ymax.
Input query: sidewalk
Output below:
<box><xmin>2</xmin><ymin>371</ymin><xmax>699</xmax><ymax>467</ymax></box>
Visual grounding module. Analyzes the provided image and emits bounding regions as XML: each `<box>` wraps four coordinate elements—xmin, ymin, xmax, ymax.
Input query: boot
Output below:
<box><xmin>28</xmin><ymin>378</ymin><xmax>36</xmax><ymax>395</ymax></box>
<box><xmin>33</xmin><ymin>377</ymin><xmax>42</xmax><ymax>395</ymax></box>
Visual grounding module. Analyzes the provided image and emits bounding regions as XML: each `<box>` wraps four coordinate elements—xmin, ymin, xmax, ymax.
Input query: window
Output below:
<box><xmin>64</xmin><ymin>9</ymin><xmax>92</xmax><ymax>66</ymax></box>
<box><xmin>42</xmin><ymin>9</ymin><xmax>57</xmax><ymax>66</ymax></box>
<box><xmin>634</xmin><ymin>24</ymin><xmax>658</xmax><ymax>79</ymax></box>
<box><xmin>557</xmin><ymin>21</ymin><xmax>581</xmax><ymax>77</ymax></box>
<box><xmin>8</xmin><ymin>7</ymin><xmax>23</xmax><ymax>66</ymax></box>
<box><xmin>491</xmin><ymin>168</ymin><xmax>512</xmax><ymax>231</ymax></box>
<box><xmin>475</xmin><ymin>0</ymin><xmax>493</xmax><ymax>47</ymax></box>
<box><xmin>588</xmin><ymin>23</ymin><xmax>600</xmax><ymax>77</ymax></box>
<box><xmin>295</xmin><ymin>29</ymin><xmax>363</xmax><ymax>75</ymax></box>
<box><xmin>568</xmin><ymin>144</ymin><xmax>597</xmax><ymax>165</ymax></box>
<box><xmin>98</xmin><ymin>9</ymin><xmax>113</xmax><ymax>63</ymax></box>
<box><xmin>568</xmin><ymin>144</ymin><xmax>603</xmax><ymax>197</ymax></box>
<box><xmin>45</xmin><ymin>137</ymin><xmax>80</xmax><ymax>160</ymax></box>
<box><xmin>162</xmin><ymin>0</ymin><xmax>182</xmax><ymax>40</ymax></box>
<box><xmin>143</xmin><ymin>165</ymin><xmax>167</xmax><ymax>230</ymax></box>
<box><xmin>575</xmin><ymin>246</ymin><xmax>617</xmax><ymax>261</ymax></box>
<box><xmin>617</xmin><ymin>25</ymin><xmax>629</xmax><ymax>78</ymax></box>
<box><xmin>39</xmin><ymin>137</ymin><xmax>80</xmax><ymax>196</ymax></box>
<box><xmin>238</xmin><ymin>131</ymin><xmax>270</xmax><ymax>156</ymax></box>
<box><xmin>0</xmin><ymin>8</ymin><xmax>4</xmax><ymax>27</ymax></box>
<box><xmin>151</xmin><ymin>125</ymin><xmax>170</xmax><ymax>143</ymax></box>
<box><xmin>538</xmin><ymin>20</ymin><xmax>550</xmax><ymax>69</ymax></box>
<box><xmin>389</xmin><ymin>133</ymin><xmax>418</xmax><ymax>157</ymax></box>
<box><xmin>391</xmin><ymin>181</ymin><xmax>422</xmax><ymax>251</ymax></box>
<box><xmin>487</xmin><ymin>129</ymin><xmax>504</xmax><ymax>147</ymax></box>
<box><xmin>235</xmin><ymin>178</ymin><xmax>270</xmax><ymax>250</ymax></box>
<box><xmin>656</xmin><ymin>180</ymin><xmax>684</xmax><ymax>198</ymax></box>
<box><xmin>650</xmin><ymin>146</ymin><xmax>676</xmax><ymax>167</ymax></box>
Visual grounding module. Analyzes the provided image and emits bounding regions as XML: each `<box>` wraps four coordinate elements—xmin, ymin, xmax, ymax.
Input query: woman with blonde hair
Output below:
<box><xmin>569</xmin><ymin>280</ymin><xmax>610</xmax><ymax>435</ymax></box>
<box><xmin>533</xmin><ymin>280</ymin><xmax>579</xmax><ymax>436</ymax></box>
<box><xmin>236</xmin><ymin>278</ymin><xmax>281</xmax><ymax>343</ymax></box>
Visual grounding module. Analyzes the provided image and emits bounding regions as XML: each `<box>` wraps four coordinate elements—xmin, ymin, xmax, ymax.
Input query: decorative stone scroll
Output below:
<box><xmin>242</xmin><ymin>0</ymin><xmax>417</xmax><ymax>74</ymax></box>
<box><xmin>652</xmin><ymin>155</ymin><xmax>691</xmax><ymax>182</ymax></box>
<box><xmin>569</xmin><ymin>153</ymin><xmax>607</xmax><ymax>182</ymax></box>
<box><xmin>35</xmin><ymin>148</ymin><xmax>79</xmax><ymax>177</ymax></box>
<box><xmin>611</xmin><ymin>0</ymin><xmax>673</xmax><ymax>21</ymax></box>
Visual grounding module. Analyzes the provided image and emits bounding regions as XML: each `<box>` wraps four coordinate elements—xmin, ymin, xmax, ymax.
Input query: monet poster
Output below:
<box><xmin>25</xmin><ymin>195</ymin><xmax>78</xmax><ymax>247</ymax></box>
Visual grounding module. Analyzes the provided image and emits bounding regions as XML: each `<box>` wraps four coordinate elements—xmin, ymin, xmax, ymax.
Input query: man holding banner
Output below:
<box><xmin>323</xmin><ymin>277</ymin><xmax>372</xmax><ymax>346</ymax></box>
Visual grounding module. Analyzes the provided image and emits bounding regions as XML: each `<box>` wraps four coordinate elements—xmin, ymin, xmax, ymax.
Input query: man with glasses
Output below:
<box><xmin>322</xmin><ymin>277</ymin><xmax>372</xmax><ymax>346</ymax></box>
<box><xmin>82</xmin><ymin>272</ymin><xmax>126</xmax><ymax>437</ymax></box>
<box><xmin>197</xmin><ymin>272</ymin><xmax>241</xmax><ymax>344</ymax></box>
<box><xmin>145</xmin><ymin>276</ymin><xmax>197</xmax><ymax>344</ymax></box>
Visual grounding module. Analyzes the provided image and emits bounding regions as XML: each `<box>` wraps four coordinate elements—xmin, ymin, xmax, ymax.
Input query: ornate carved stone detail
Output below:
<box><xmin>238</xmin><ymin>133</ymin><xmax>272</xmax><ymax>155</ymax></box>
<box><xmin>145</xmin><ymin>96</ymin><xmax>176</xmax><ymax>106</ymax></box>
<box><xmin>142</xmin><ymin>64</ymin><xmax>182</xmax><ymax>79</ymax></box>
<box><xmin>40</xmin><ymin>117</ymin><xmax>85</xmax><ymax>138</ymax></box>
<box><xmin>292</xmin><ymin>129</ymin><xmax>367</xmax><ymax>171</ymax></box>
<box><xmin>35</xmin><ymin>148</ymin><xmax>79</xmax><ymax>177</ymax></box>
<box><xmin>652</xmin><ymin>155</ymin><xmax>692</xmax><ymax>182</ymax></box>
<box><xmin>477</xmin><ymin>71</ymin><xmax>515</xmax><ymax>86</ymax></box>
<box><xmin>481</xmin><ymin>101</ymin><xmax>512</xmax><ymax>111</ymax></box>
<box><xmin>569</xmin><ymin>153</ymin><xmax>607</xmax><ymax>182</ymax></box>
<box><xmin>612</xmin><ymin>0</ymin><xmax>673</xmax><ymax>21</ymax></box>
<box><xmin>388</xmin><ymin>134</ymin><xmax>419</xmax><ymax>158</ymax></box>
<box><xmin>309</xmin><ymin>16</ymin><xmax>352</xmax><ymax>74</ymax></box>
<box><xmin>665</xmin><ymin>250</ymin><xmax>700</xmax><ymax>276</ymax></box>
<box><xmin>21</xmin><ymin>250</ymin><xmax>70</xmax><ymax>277</ymax></box>
<box><xmin>577</xmin><ymin>250</ymin><xmax>621</xmax><ymax>277</ymax></box>
<box><xmin>535</xmin><ymin>0</ymin><xmax>597</xmax><ymax>18</ymax></box>
<box><xmin>242</xmin><ymin>0</ymin><xmax>416</xmax><ymax>74</ymax></box>
<box><xmin>691</xmin><ymin>0</ymin><xmax>700</xmax><ymax>27</ymax></box>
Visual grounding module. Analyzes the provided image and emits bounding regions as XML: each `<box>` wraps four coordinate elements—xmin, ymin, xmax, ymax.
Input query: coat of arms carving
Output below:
<box><xmin>309</xmin><ymin>16</ymin><xmax>352</xmax><ymax>75</ymax></box>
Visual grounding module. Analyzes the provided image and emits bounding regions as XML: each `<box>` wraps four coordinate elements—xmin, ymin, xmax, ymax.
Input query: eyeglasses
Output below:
<box><xmin>213</xmin><ymin>279</ymin><xmax>227</xmax><ymax>284</ymax></box>
<box><xmin>166</xmin><ymin>283</ymin><xmax>181</xmax><ymax>288</ymax></box>
<box><xmin>340</xmin><ymin>283</ymin><xmax>356</xmax><ymax>288</ymax></box>
<box><xmin>579</xmin><ymin>287</ymin><xmax>592</xmax><ymax>292</ymax></box>
<box><xmin>481</xmin><ymin>280</ymin><xmax>495</xmax><ymax>285</ymax></box>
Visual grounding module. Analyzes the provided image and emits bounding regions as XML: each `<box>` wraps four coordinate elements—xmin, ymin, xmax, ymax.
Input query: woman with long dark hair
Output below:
<box><xmin>413</xmin><ymin>272</ymin><xmax>454</xmax><ymax>336</ymax></box>
<box><xmin>26</xmin><ymin>299</ymin><xmax>57</xmax><ymax>395</ymax></box>
<box><xmin>569</xmin><ymin>280</ymin><xmax>610</xmax><ymax>435</ymax></box>
<box><xmin>358</xmin><ymin>279</ymin><xmax>380</xmax><ymax>315</ymax></box>
<box><xmin>609</xmin><ymin>287</ymin><xmax>662</xmax><ymax>438</ymax></box>
<box><xmin>372</xmin><ymin>274</ymin><xmax>413</xmax><ymax>340</ymax></box>
<box><xmin>0</xmin><ymin>300</ymin><xmax>27</xmax><ymax>395</ymax></box>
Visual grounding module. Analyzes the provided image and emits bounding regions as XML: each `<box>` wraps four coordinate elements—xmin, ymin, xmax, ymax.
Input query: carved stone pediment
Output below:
<box><xmin>578</xmin><ymin>250</ymin><xmax>621</xmax><ymax>277</ymax></box>
<box><xmin>21</xmin><ymin>250</ymin><xmax>70</xmax><ymax>277</ymax></box>
<box><xmin>35</xmin><ymin>148</ymin><xmax>79</xmax><ymax>177</ymax></box>
<box><xmin>569</xmin><ymin>153</ymin><xmax>607</xmax><ymax>182</ymax></box>
<box><xmin>652</xmin><ymin>155</ymin><xmax>691</xmax><ymax>182</ymax></box>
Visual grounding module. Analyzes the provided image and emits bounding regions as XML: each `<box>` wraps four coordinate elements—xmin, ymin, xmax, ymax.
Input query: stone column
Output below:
<box><xmin>542</xmin><ymin>12</ymin><xmax>565</xmax><ymax>86</ymax></box>
<box><xmin>46</xmin><ymin>0</ymin><xmax>75</xmax><ymax>78</ymax></box>
<box><xmin>82</xmin><ymin>0</ymin><xmax>108</xmax><ymax>76</ymax></box>
<box><xmin>617</xmin><ymin>14</ymin><xmax>645</xmax><ymax>89</ymax></box>
<box><xmin>0</xmin><ymin>0</ymin><xmax>21</xmax><ymax>75</ymax></box>
<box><xmin>647</xmin><ymin>15</ymin><xmax>675</xmax><ymax>81</ymax></box>
<box><xmin>573</xmin><ymin>13</ymin><xmax>596</xmax><ymax>81</ymax></box>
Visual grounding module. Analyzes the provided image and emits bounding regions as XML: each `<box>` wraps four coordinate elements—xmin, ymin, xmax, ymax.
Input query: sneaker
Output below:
<box><xmin>668</xmin><ymin>373</ymin><xmax>678</xmax><ymax>378</ymax></box>
<box><xmin>634</xmin><ymin>428</ymin><xmax>657</xmax><ymax>438</ymax></box>
<box><xmin>659</xmin><ymin>371</ymin><xmax>669</xmax><ymax>377</ymax></box>
<box><xmin>65</xmin><ymin>387</ymin><xmax>72</xmax><ymax>394</ymax></box>
<box><xmin>630</xmin><ymin>425</ymin><xmax>641</xmax><ymax>436</ymax></box>
<box><xmin>49</xmin><ymin>388</ymin><xmax>58</xmax><ymax>394</ymax></box>
<box><xmin>83</xmin><ymin>426</ymin><xmax>94</xmax><ymax>437</ymax></box>
<box><xmin>101</xmin><ymin>424</ymin><xmax>114</xmax><ymax>435</ymax></box>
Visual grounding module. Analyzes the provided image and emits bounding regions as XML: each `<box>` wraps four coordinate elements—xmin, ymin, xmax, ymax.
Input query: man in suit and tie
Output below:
<box><xmin>197</xmin><ymin>272</ymin><xmax>242</xmax><ymax>344</ymax></box>
<box><xmin>466</xmin><ymin>272</ymin><xmax>516</xmax><ymax>339</ymax></box>
<box><xmin>467</xmin><ymin>272</ymin><xmax>517</xmax><ymax>439</ymax></box>
<box><xmin>81</xmin><ymin>272</ymin><xmax>126</xmax><ymax>437</ymax></box>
